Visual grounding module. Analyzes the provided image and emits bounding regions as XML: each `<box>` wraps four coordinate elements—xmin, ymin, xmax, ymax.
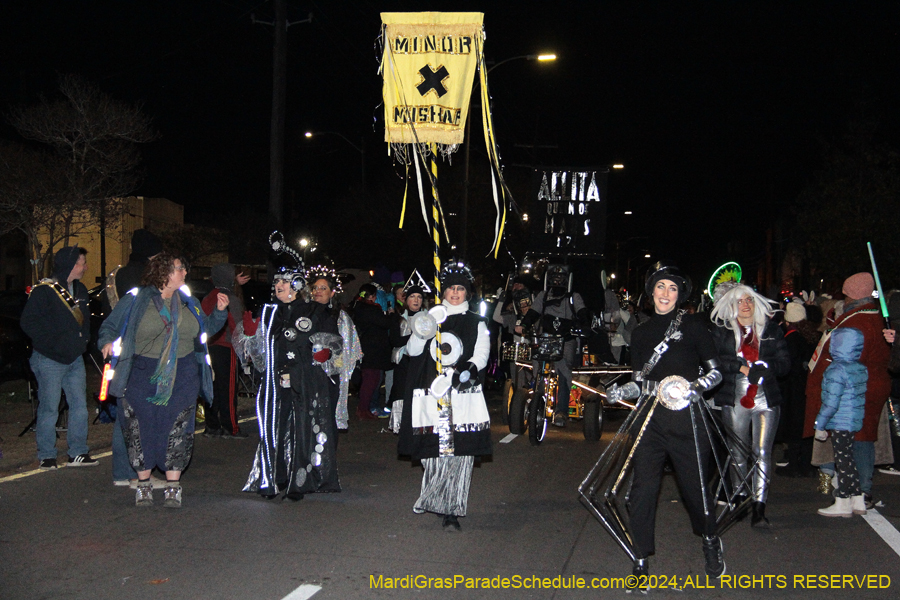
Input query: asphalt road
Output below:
<box><xmin>2</xmin><ymin>395</ymin><xmax>899</xmax><ymax>600</ymax></box>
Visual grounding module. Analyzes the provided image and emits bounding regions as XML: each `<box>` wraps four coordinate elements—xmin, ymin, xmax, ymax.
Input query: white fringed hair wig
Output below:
<box><xmin>710</xmin><ymin>284</ymin><xmax>774</xmax><ymax>349</ymax></box>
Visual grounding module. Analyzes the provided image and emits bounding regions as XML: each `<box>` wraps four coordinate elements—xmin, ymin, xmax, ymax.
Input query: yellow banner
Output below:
<box><xmin>382</xmin><ymin>12</ymin><xmax>483</xmax><ymax>146</ymax></box>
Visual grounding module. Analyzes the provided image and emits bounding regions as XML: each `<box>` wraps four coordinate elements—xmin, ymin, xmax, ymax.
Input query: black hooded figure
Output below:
<box><xmin>21</xmin><ymin>246</ymin><xmax>96</xmax><ymax>470</ymax></box>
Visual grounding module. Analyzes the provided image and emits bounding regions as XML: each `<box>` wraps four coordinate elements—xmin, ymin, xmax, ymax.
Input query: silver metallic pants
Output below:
<box><xmin>721</xmin><ymin>401</ymin><xmax>780</xmax><ymax>503</ymax></box>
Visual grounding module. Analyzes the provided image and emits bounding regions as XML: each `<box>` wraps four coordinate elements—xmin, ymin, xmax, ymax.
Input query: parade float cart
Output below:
<box><xmin>503</xmin><ymin>334</ymin><xmax>632</xmax><ymax>443</ymax></box>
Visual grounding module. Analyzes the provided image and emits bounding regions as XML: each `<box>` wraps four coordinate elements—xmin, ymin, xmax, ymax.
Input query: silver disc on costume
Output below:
<box><xmin>313</xmin><ymin>424</ymin><xmax>320</xmax><ymax>434</ymax></box>
<box><xmin>429</xmin><ymin>371</ymin><xmax>453</xmax><ymax>398</ymax></box>
<box><xmin>316</xmin><ymin>432</ymin><xmax>327</xmax><ymax>444</ymax></box>
<box><xmin>315</xmin><ymin>444</ymin><xmax>324</xmax><ymax>453</ymax></box>
<box><xmin>295</xmin><ymin>317</ymin><xmax>312</xmax><ymax>332</ymax></box>
<box><xmin>295</xmin><ymin>468</ymin><xmax>307</xmax><ymax>486</ymax></box>
<box><xmin>409</xmin><ymin>311</ymin><xmax>437</xmax><ymax>339</ymax></box>
<box><xmin>429</xmin><ymin>332</ymin><xmax>463</xmax><ymax>367</ymax></box>
<box><xmin>311</xmin><ymin>452</ymin><xmax>322</xmax><ymax>467</ymax></box>
<box><xmin>283</xmin><ymin>327</ymin><xmax>298</xmax><ymax>341</ymax></box>
<box><xmin>658</xmin><ymin>375</ymin><xmax>692</xmax><ymax>411</ymax></box>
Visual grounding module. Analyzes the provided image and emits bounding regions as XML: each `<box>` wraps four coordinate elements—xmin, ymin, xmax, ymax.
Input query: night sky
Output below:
<box><xmin>2</xmin><ymin>0</ymin><xmax>898</xmax><ymax>290</ymax></box>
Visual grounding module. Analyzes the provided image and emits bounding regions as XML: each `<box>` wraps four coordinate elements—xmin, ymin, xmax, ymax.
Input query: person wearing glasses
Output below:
<box><xmin>710</xmin><ymin>284</ymin><xmax>790</xmax><ymax>528</ymax></box>
<box><xmin>99</xmin><ymin>252</ymin><xmax>228</xmax><ymax>508</ymax></box>
<box><xmin>240</xmin><ymin>262</ymin><xmax>361</xmax><ymax>501</ymax></box>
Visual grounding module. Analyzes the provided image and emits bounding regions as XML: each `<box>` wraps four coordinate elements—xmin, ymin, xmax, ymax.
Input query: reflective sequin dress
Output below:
<box><xmin>242</xmin><ymin>300</ymin><xmax>345</xmax><ymax>498</ymax></box>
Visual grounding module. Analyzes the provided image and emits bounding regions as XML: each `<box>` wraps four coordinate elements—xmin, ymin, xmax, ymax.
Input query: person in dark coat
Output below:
<box><xmin>21</xmin><ymin>246</ymin><xmax>97</xmax><ymax>470</ymax></box>
<box><xmin>353</xmin><ymin>283</ymin><xmax>393</xmax><ymax>419</ymax></box>
<box><xmin>109</xmin><ymin>229</ymin><xmax>163</xmax><ymax>306</ymax></box>
<box><xmin>200</xmin><ymin>263</ymin><xmax>249</xmax><ymax>438</ymax></box>
<box><xmin>879</xmin><ymin>292</ymin><xmax>900</xmax><ymax>476</ymax></box>
<box><xmin>711</xmin><ymin>284</ymin><xmax>790</xmax><ymax>528</ymax></box>
<box><xmin>388</xmin><ymin>280</ymin><xmax>426</xmax><ymax>427</ymax></box>
<box><xmin>776</xmin><ymin>302</ymin><xmax>820</xmax><ymax>477</ymax></box>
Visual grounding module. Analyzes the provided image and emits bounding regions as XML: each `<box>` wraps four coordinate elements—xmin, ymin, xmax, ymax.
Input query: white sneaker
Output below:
<box><xmin>818</xmin><ymin>497</ymin><xmax>852</xmax><ymax>518</ymax></box>
<box><xmin>878</xmin><ymin>466</ymin><xmax>900</xmax><ymax>476</ymax></box>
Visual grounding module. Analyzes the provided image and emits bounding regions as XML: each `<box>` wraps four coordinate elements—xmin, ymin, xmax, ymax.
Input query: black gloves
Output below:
<box><xmin>747</xmin><ymin>363</ymin><xmax>768</xmax><ymax>385</ymax></box>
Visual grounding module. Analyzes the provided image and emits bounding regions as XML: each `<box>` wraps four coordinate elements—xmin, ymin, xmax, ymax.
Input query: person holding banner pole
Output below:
<box><xmin>398</xmin><ymin>261</ymin><xmax>492</xmax><ymax>531</ymax></box>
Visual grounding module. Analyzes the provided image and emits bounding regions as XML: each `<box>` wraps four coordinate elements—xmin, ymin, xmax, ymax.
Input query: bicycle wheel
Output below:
<box><xmin>509</xmin><ymin>388</ymin><xmax>528</xmax><ymax>434</ymax></box>
<box><xmin>501</xmin><ymin>379</ymin><xmax>514</xmax><ymax>425</ymax></box>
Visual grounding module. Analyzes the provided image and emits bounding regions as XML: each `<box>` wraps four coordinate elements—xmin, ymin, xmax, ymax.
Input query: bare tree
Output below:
<box><xmin>0</xmin><ymin>141</ymin><xmax>77</xmax><ymax>280</ymax></box>
<box><xmin>157</xmin><ymin>224</ymin><xmax>230</xmax><ymax>268</ymax></box>
<box><xmin>6</xmin><ymin>74</ymin><xmax>158</xmax><ymax>278</ymax></box>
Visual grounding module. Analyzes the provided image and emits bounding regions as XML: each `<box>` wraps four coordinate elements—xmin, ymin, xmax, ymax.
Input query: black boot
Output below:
<box><xmin>702</xmin><ymin>536</ymin><xmax>726</xmax><ymax>578</ymax></box>
<box><xmin>627</xmin><ymin>558</ymin><xmax>648</xmax><ymax>594</ymax></box>
<box><xmin>751</xmin><ymin>501</ymin><xmax>771</xmax><ymax>529</ymax></box>
<box><xmin>442</xmin><ymin>514</ymin><xmax>461</xmax><ymax>531</ymax></box>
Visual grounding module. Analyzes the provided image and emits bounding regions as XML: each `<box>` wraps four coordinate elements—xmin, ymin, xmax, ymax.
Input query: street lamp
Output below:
<box><xmin>304</xmin><ymin>131</ymin><xmax>366</xmax><ymax>188</ymax></box>
<box><xmin>626</xmin><ymin>253</ymin><xmax>653</xmax><ymax>295</ymax></box>
<box><xmin>461</xmin><ymin>53</ymin><xmax>557</xmax><ymax>259</ymax></box>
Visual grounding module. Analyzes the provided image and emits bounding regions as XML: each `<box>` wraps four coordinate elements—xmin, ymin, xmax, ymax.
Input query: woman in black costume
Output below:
<box><xmin>607</xmin><ymin>262</ymin><xmax>725</xmax><ymax>582</ymax></box>
<box><xmin>241</xmin><ymin>240</ymin><xmax>345</xmax><ymax>500</ymax></box>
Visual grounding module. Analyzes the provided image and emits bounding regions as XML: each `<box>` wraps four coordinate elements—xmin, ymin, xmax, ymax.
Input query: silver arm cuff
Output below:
<box><xmin>691</xmin><ymin>368</ymin><xmax>722</xmax><ymax>392</ymax></box>
<box><xmin>607</xmin><ymin>381</ymin><xmax>641</xmax><ymax>405</ymax></box>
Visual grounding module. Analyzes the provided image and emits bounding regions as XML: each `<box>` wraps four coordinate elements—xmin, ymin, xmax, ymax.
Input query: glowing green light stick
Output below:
<box><xmin>866</xmin><ymin>242</ymin><xmax>890</xmax><ymax>327</ymax></box>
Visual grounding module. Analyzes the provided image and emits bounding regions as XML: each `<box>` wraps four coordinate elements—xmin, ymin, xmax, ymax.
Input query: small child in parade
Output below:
<box><xmin>814</xmin><ymin>327</ymin><xmax>868</xmax><ymax>517</ymax></box>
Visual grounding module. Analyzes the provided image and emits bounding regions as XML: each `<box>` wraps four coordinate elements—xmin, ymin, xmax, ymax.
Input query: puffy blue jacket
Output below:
<box><xmin>814</xmin><ymin>327</ymin><xmax>867</xmax><ymax>432</ymax></box>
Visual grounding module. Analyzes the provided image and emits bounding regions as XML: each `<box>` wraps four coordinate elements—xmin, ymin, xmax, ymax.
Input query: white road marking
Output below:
<box><xmin>500</xmin><ymin>433</ymin><xmax>518</xmax><ymax>444</ymax></box>
<box><xmin>281</xmin><ymin>584</ymin><xmax>321</xmax><ymax>600</ymax></box>
<box><xmin>863</xmin><ymin>509</ymin><xmax>900</xmax><ymax>558</ymax></box>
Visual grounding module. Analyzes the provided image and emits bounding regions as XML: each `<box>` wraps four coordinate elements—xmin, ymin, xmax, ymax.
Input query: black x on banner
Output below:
<box><xmin>416</xmin><ymin>65</ymin><xmax>450</xmax><ymax>97</ymax></box>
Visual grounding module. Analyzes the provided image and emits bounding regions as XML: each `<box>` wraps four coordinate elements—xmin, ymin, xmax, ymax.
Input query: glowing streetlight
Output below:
<box><xmin>304</xmin><ymin>131</ymin><xmax>365</xmax><ymax>187</ymax></box>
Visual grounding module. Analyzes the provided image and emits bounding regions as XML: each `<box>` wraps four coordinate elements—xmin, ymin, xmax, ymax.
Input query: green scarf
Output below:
<box><xmin>147</xmin><ymin>292</ymin><xmax>181</xmax><ymax>406</ymax></box>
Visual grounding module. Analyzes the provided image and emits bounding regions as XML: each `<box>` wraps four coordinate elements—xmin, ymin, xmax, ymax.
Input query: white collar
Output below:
<box><xmin>445</xmin><ymin>300</ymin><xmax>469</xmax><ymax>315</ymax></box>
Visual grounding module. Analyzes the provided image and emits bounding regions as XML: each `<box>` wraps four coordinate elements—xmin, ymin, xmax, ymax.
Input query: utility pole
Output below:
<box><xmin>253</xmin><ymin>3</ymin><xmax>312</xmax><ymax>227</ymax></box>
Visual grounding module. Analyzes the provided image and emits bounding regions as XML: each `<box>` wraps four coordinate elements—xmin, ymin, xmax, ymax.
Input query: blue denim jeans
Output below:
<box><xmin>853</xmin><ymin>440</ymin><xmax>875</xmax><ymax>495</ymax></box>
<box><xmin>30</xmin><ymin>351</ymin><xmax>89</xmax><ymax>461</ymax></box>
<box><xmin>112</xmin><ymin>412</ymin><xmax>136</xmax><ymax>481</ymax></box>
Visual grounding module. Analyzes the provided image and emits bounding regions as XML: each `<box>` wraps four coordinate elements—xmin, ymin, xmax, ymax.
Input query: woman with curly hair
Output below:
<box><xmin>99</xmin><ymin>252</ymin><xmax>228</xmax><ymax>508</ymax></box>
<box><xmin>710</xmin><ymin>284</ymin><xmax>790</xmax><ymax>528</ymax></box>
